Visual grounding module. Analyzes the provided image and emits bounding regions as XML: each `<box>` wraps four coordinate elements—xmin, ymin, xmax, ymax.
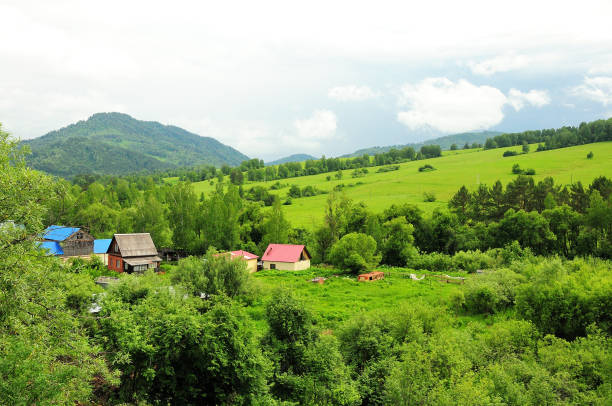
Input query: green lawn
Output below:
<box><xmin>190</xmin><ymin>142</ymin><xmax>612</xmax><ymax>228</ymax></box>
<box><xmin>245</xmin><ymin>267</ymin><xmax>469</xmax><ymax>332</ymax></box>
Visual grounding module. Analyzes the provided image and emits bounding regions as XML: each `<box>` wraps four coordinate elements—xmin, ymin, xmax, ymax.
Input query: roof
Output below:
<box><xmin>94</xmin><ymin>239</ymin><xmax>112</xmax><ymax>254</ymax></box>
<box><xmin>113</xmin><ymin>233</ymin><xmax>158</xmax><ymax>257</ymax></box>
<box><xmin>39</xmin><ymin>241</ymin><xmax>64</xmax><ymax>255</ymax></box>
<box><xmin>230</xmin><ymin>250</ymin><xmax>259</xmax><ymax>260</ymax></box>
<box><xmin>359</xmin><ymin>271</ymin><xmax>384</xmax><ymax>277</ymax></box>
<box><xmin>43</xmin><ymin>225</ymin><xmax>80</xmax><ymax>241</ymax></box>
<box><xmin>261</xmin><ymin>244</ymin><xmax>309</xmax><ymax>263</ymax></box>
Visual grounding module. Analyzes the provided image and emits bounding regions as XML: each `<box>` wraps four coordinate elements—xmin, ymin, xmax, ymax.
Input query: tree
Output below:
<box><xmin>381</xmin><ymin>217</ymin><xmax>416</xmax><ymax>266</ymax></box>
<box><xmin>328</xmin><ymin>232</ymin><xmax>380</xmax><ymax>272</ymax></box>
<box><xmin>260</xmin><ymin>198</ymin><xmax>290</xmax><ymax>249</ymax></box>
<box><xmin>522</xmin><ymin>142</ymin><xmax>530</xmax><ymax>153</ymax></box>
<box><xmin>229</xmin><ymin>168</ymin><xmax>244</xmax><ymax>185</ymax></box>
<box><xmin>450</xmin><ymin>143</ymin><xmax>457</xmax><ymax>151</ymax></box>
<box><xmin>0</xmin><ymin>126</ymin><xmax>115</xmax><ymax>404</ymax></box>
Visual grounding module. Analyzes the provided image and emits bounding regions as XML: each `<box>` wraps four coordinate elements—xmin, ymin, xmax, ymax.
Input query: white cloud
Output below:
<box><xmin>397</xmin><ymin>78</ymin><xmax>551</xmax><ymax>133</ymax></box>
<box><xmin>293</xmin><ymin>110</ymin><xmax>337</xmax><ymax>141</ymax></box>
<box><xmin>468</xmin><ymin>53</ymin><xmax>529</xmax><ymax>76</ymax></box>
<box><xmin>397</xmin><ymin>78</ymin><xmax>507</xmax><ymax>133</ymax></box>
<box><xmin>507</xmin><ymin>88</ymin><xmax>551</xmax><ymax>111</ymax></box>
<box><xmin>328</xmin><ymin>85</ymin><xmax>378</xmax><ymax>101</ymax></box>
<box><xmin>572</xmin><ymin>76</ymin><xmax>612</xmax><ymax>106</ymax></box>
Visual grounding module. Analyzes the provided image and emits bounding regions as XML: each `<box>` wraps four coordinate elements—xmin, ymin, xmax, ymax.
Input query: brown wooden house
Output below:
<box><xmin>42</xmin><ymin>225</ymin><xmax>94</xmax><ymax>258</ymax></box>
<box><xmin>107</xmin><ymin>233</ymin><xmax>161</xmax><ymax>273</ymax></box>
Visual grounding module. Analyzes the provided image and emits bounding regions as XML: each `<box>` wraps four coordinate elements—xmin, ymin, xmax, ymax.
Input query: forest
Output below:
<box><xmin>2</xmin><ymin>122</ymin><xmax>612</xmax><ymax>405</ymax></box>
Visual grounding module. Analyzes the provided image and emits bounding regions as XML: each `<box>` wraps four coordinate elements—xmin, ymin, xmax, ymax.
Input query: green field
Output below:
<box><xmin>191</xmin><ymin>142</ymin><xmax>612</xmax><ymax>228</ymax></box>
<box><xmin>244</xmin><ymin>267</ymin><xmax>470</xmax><ymax>332</ymax></box>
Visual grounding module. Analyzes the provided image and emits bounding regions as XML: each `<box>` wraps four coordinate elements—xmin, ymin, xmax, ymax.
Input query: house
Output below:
<box><xmin>261</xmin><ymin>244</ymin><xmax>311</xmax><ymax>271</ymax></box>
<box><xmin>217</xmin><ymin>250</ymin><xmax>259</xmax><ymax>273</ymax></box>
<box><xmin>93</xmin><ymin>239</ymin><xmax>112</xmax><ymax>265</ymax></box>
<box><xmin>358</xmin><ymin>271</ymin><xmax>384</xmax><ymax>282</ymax></box>
<box><xmin>41</xmin><ymin>225</ymin><xmax>94</xmax><ymax>258</ymax></box>
<box><xmin>107</xmin><ymin>233</ymin><xmax>161</xmax><ymax>273</ymax></box>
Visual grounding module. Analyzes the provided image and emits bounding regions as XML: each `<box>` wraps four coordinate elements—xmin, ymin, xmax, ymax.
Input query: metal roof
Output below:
<box><xmin>113</xmin><ymin>233</ymin><xmax>158</xmax><ymax>257</ymax></box>
<box><xmin>93</xmin><ymin>239</ymin><xmax>112</xmax><ymax>254</ymax></box>
<box><xmin>39</xmin><ymin>241</ymin><xmax>64</xmax><ymax>255</ymax></box>
<box><xmin>43</xmin><ymin>225</ymin><xmax>80</xmax><ymax>242</ymax></box>
<box><xmin>261</xmin><ymin>244</ymin><xmax>309</xmax><ymax>263</ymax></box>
<box><xmin>230</xmin><ymin>250</ymin><xmax>259</xmax><ymax>260</ymax></box>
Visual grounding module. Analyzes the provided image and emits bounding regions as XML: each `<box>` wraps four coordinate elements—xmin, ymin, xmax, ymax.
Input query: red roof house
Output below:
<box><xmin>261</xmin><ymin>244</ymin><xmax>311</xmax><ymax>271</ymax></box>
<box><xmin>216</xmin><ymin>250</ymin><xmax>259</xmax><ymax>273</ymax></box>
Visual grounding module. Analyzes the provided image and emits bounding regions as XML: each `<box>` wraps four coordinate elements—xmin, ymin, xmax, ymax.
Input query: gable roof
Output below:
<box><xmin>39</xmin><ymin>241</ymin><xmax>64</xmax><ymax>255</ymax></box>
<box><xmin>94</xmin><ymin>239</ymin><xmax>112</xmax><ymax>254</ymax></box>
<box><xmin>112</xmin><ymin>233</ymin><xmax>158</xmax><ymax>257</ymax></box>
<box><xmin>230</xmin><ymin>250</ymin><xmax>259</xmax><ymax>260</ymax></box>
<box><xmin>43</xmin><ymin>225</ymin><xmax>80</xmax><ymax>241</ymax></box>
<box><xmin>261</xmin><ymin>244</ymin><xmax>309</xmax><ymax>263</ymax></box>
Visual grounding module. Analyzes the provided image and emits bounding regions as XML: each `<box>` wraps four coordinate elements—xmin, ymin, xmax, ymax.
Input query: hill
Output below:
<box><xmin>266</xmin><ymin>153</ymin><xmax>317</xmax><ymax>166</ymax></box>
<box><xmin>192</xmin><ymin>142</ymin><xmax>612</xmax><ymax>228</ymax></box>
<box><xmin>23</xmin><ymin>112</ymin><xmax>249</xmax><ymax>178</ymax></box>
<box><xmin>343</xmin><ymin>131</ymin><xmax>501</xmax><ymax>157</ymax></box>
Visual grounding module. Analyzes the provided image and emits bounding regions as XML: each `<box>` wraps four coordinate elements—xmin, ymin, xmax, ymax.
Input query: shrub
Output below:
<box><xmin>587</xmin><ymin>151</ymin><xmax>594</xmax><ymax>159</ymax></box>
<box><xmin>452</xmin><ymin>250</ymin><xmax>494</xmax><ymax>273</ymax></box>
<box><xmin>423</xmin><ymin>192</ymin><xmax>436</xmax><ymax>202</ymax></box>
<box><xmin>377</xmin><ymin>165</ymin><xmax>400</xmax><ymax>173</ymax></box>
<box><xmin>462</xmin><ymin>269</ymin><xmax>526</xmax><ymax>314</ymax></box>
<box><xmin>524</xmin><ymin>168</ymin><xmax>536</xmax><ymax>175</ymax></box>
<box><xmin>512</xmin><ymin>163</ymin><xmax>523</xmax><ymax>174</ymax></box>
<box><xmin>328</xmin><ymin>232</ymin><xmax>381</xmax><ymax>272</ymax></box>
<box><xmin>418</xmin><ymin>164</ymin><xmax>435</xmax><ymax>172</ymax></box>
<box><xmin>503</xmin><ymin>150</ymin><xmax>519</xmax><ymax>157</ymax></box>
<box><xmin>407</xmin><ymin>252</ymin><xmax>453</xmax><ymax>272</ymax></box>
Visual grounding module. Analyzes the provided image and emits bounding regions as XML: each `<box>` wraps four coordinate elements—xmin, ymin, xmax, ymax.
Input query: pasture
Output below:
<box><xmin>191</xmin><ymin>142</ymin><xmax>612</xmax><ymax>228</ymax></box>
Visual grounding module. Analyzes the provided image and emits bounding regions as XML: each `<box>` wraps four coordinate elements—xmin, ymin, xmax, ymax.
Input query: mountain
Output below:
<box><xmin>342</xmin><ymin>131</ymin><xmax>502</xmax><ymax>157</ymax></box>
<box><xmin>266</xmin><ymin>154</ymin><xmax>318</xmax><ymax>166</ymax></box>
<box><xmin>23</xmin><ymin>112</ymin><xmax>249</xmax><ymax>178</ymax></box>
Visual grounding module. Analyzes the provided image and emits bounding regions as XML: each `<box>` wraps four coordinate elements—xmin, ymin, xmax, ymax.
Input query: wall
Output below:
<box><xmin>262</xmin><ymin>259</ymin><xmax>310</xmax><ymax>271</ymax></box>
<box><xmin>246</xmin><ymin>259</ymin><xmax>257</xmax><ymax>273</ymax></box>
<box><xmin>108</xmin><ymin>254</ymin><xmax>124</xmax><ymax>273</ymax></box>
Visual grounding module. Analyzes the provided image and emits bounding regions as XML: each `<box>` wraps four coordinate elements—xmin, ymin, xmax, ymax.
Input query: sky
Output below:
<box><xmin>1</xmin><ymin>0</ymin><xmax>612</xmax><ymax>161</ymax></box>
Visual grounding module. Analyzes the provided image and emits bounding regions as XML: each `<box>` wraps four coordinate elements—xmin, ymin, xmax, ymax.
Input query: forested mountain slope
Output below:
<box><xmin>23</xmin><ymin>112</ymin><xmax>249</xmax><ymax>178</ymax></box>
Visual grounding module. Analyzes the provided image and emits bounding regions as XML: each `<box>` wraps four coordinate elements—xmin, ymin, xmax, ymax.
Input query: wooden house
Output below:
<box><xmin>261</xmin><ymin>244</ymin><xmax>311</xmax><ymax>271</ymax></box>
<box><xmin>217</xmin><ymin>250</ymin><xmax>259</xmax><ymax>273</ymax></box>
<box><xmin>41</xmin><ymin>225</ymin><xmax>94</xmax><ymax>258</ymax></box>
<box><xmin>107</xmin><ymin>233</ymin><xmax>161</xmax><ymax>273</ymax></box>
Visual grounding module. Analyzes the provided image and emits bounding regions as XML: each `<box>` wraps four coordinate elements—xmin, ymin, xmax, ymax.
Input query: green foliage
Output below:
<box><xmin>418</xmin><ymin>164</ymin><xmax>435</xmax><ymax>172</ymax></box>
<box><xmin>461</xmin><ymin>269</ymin><xmax>525</xmax><ymax>314</ymax></box>
<box><xmin>423</xmin><ymin>191</ymin><xmax>437</xmax><ymax>202</ymax></box>
<box><xmin>587</xmin><ymin>151</ymin><xmax>594</xmax><ymax>159</ymax></box>
<box><xmin>171</xmin><ymin>250</ymin><xmax>250</xmax><ymax>298</ymax></box>
<box><xmin>329</xmin><ymin>232</ymin><xmax>381</xmax><ymax>272</ymax></box>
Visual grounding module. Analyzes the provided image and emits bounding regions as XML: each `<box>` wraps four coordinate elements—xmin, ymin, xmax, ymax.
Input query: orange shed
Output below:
<box><xmin>358</xmin><ymin>271</ymin><xmax>384</xmax><ymax>281</ymax></box>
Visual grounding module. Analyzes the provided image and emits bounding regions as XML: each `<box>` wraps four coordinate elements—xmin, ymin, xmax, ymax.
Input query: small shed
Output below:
<box><xmin>261</xmin><ymin>244</ymin><xmax>311</xmax><ymax>271</ymax></box>
<box><xmin>216</xmin><ymin>250</ymin><xmax>259</xmax><ymax>273</ymax></box>
<box><xmin>107</xmin><ymin>233</ymin><xmax>161</xmax><ymax>273</ymax></box>
<box><xmin>358</xmin><ymin>271</ymin><xmax>384</xmax><ymax>282</ymax></box>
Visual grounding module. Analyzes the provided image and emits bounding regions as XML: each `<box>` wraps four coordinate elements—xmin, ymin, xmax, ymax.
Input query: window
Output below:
<box><xmin>116</xmin><ymin>259</ymin><xmax>120</xmax><ymax>268</ymax></box>
<box><xmin>270</xmin><ymin>264</ymin><xmax>276</xmax><ymax>270</ymax></box>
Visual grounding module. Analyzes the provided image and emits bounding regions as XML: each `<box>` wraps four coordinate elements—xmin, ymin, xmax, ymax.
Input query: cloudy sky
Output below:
<box><xmin>1</xmin><ymin>0</ymin><xmax>612</xmax><ymax>160</ymax></box>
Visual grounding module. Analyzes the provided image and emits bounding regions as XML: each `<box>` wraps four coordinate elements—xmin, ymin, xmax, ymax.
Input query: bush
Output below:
<box><xmin>407</xmin><ymin>252</ymin><xmax>453</xmax><ymax>272</ymax></box>
<box><xmin>452</xmin><ymin>250</ymin><xmax>495</xmax><ymax>273</ymax></box>
<box><xmin>462</xmin><ymin>269</ymin><xmax>526</xmax><ymax>314</ymax></box>
<box><xmin>587</xmin><ymin>151</ymin><xmax>594</xmax><ymax>159</ymax></box>
<box><xmin>423</xmin><ymin>191</ymin><xmax>436</xmax><ymax>202</ymax></box>
<box><xmin>328</xmin><ymin>233</ymin><xmax>381</xmax><ymax>272</ymax></box>
<box><xmin>503</xmin><ymin>150</ymin><xmax>519</xmax><ymax>157</ymax></box>
<box><xmin>524</xmin><ymin>168</ymin><xmax>536</xmax><ymax>175</ymax></box>
<box><xmin>418</xmin><ymin>164</ymin><xmax>435</xmax><ymax>172</ymax></box>
<box><xmin>377</xmin><ymin>165</ymin><xmax>400</xmax><ymax>173</ymax></box>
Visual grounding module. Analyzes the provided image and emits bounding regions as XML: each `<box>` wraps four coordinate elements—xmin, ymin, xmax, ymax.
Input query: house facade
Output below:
<box><xmin>107</xmin><ymin>233</ymin><xmax>161</xmax><ymax>273</ymax></box>
<box><xmin>261</xmin><ymin>244</ymin><xmax>311</xmax><ymax>271</ymax></box>
<box><xmin>41</xmin><ymin>225</ymin><xmax>96</xmax><ymax>259</ymax></box>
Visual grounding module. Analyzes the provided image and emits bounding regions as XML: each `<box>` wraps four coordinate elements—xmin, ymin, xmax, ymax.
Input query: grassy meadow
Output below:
<box><xmin>244</xmin><ymin>267</ymin><xmax>471</xmax><ymax>332</ymax></box>
<box><xmin>190</xmin><ymin>142</ymin><xmax>612</xmax><ymax>228</ymax></box>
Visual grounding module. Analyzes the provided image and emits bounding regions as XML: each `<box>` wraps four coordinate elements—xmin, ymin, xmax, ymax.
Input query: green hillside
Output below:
<box><xmin>193</xmin><ymin>142</ymin><xmax>612</xmax><ymax>228</ymax></box>
<box><xmin>23</xmin><ymin>112</ymin><xmax>249</xmax><ymax>178</ymax></box>
<box><xmin>342</xmin><ymin>130</ymin><xmax>501</xmax><ymax>157</ymax></box>
<box><xmin>266</xmin><ymin>153</ymin><xmax>317</xmax><ymax>166</ymax></box>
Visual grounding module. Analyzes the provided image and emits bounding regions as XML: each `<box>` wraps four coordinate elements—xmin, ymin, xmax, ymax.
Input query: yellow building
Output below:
<box><xmin>261</xmin><ymin>244</ymin><xmax>311</xmax><ymax>271</ymax></box>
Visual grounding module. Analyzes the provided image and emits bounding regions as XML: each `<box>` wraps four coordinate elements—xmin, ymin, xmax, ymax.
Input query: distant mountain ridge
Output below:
<box><xmin>23</xmin><ymin>112</ymin><xmax>249</xmax><ymax>178</ymax></box>
<box><xmin>266</xmin><ymin>154</ymin><xmax>318</xmax><ymax>166</ymax></box>
<box><xmin>342</xmin><ymin>131</ymin><xmax>502</xmax><ymax>157</ymax></box>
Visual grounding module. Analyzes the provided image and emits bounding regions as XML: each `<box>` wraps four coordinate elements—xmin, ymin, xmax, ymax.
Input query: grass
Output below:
<box><xmin>245</xmin><ymin>267</ymin><xmax>468</xmax><ymax>331</ymax></box>
<box><xmin>189</xmin><ymin>142</ymin><xmax>612</xmax><ymax>228</ymax></box>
